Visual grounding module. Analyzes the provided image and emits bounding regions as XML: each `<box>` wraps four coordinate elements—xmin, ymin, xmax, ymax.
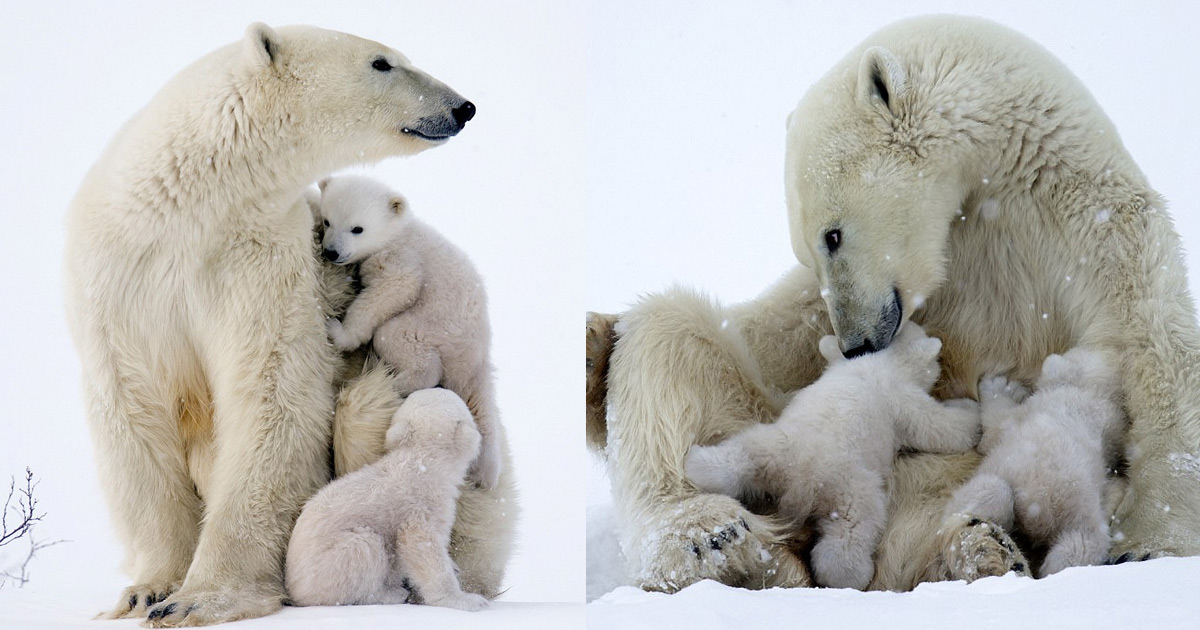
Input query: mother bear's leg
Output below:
<box><xmin>603</xmin><ymin>269</ymin><xmax>823</xmax><ymax>591</ymax></box>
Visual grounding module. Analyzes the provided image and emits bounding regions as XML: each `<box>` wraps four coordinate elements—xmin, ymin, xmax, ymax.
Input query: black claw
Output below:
<box><xmin>1113</xmin><ymin>551</ymin><xmax>1135</xmax><ymax>565</ymax></box>
<box><xmin>710</xmin><ymin>538</ymin><xmax>722</xmax><ymax>551</ymax></box>
<box><xmin>1012</xmin><ymin>562</ymin><xmax>1026</xmax><ymax>574</ymax></box>
<box><xmin>183</xmin><ymin>604</ymin><xmax>196</xmax><ymax>619</ymax></box>
<box><xmin>148</xmin><ymin>603</ymin><xmax>177</xmax><ymax>620</ymax></box>
<box><xmin>967</xmin><ymin>517</ymin><xmax>982</xmax><ymax>527</ymax></box>
<box><xmin>740</xmin><ymin>518</ymin><xmax>750</xmax><ymax>532</ymax></box>
<box><xmin>690</xmin><ymin>542</ymin><xmax>701</xmax><ymax>558</ymax></box>
<box><xmin>128</xmin><ymin>594</ymin><xmax>138</xmax><ymax>610</ymax></box>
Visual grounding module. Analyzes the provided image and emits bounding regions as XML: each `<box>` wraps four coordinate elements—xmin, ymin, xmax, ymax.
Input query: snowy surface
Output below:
<box><xmin>0</xmin><ymin>1</ymin><xmax>583</xmax><ymax>627</ymax></box>
<box><xmin>586</xmin><ymin>0</ymin><xmax>1200</xmax><ymax>628</ymax></box>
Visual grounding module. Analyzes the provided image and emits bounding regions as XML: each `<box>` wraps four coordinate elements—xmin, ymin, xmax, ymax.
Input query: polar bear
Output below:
<box><xmin>685</xmin><ymin>324</ymin><xmax>981</xmax><ymax>589</ymax></box>
<box><xmin>317</xmin><ymin>175</ymin><xmax>503</xmax><ymax>490</ymax></box>
<box><xmin>589</xmin><ymin>14</ymin><xmax>1200</xmax><ymax>593</ymax></box>
<box><xmin>286</xmin><ymin>389</ymin><xmax>488</xmax><ymax>611</ymax></box>
<box><xmin>65</xmin><ymin>23</ymin><xmax>477</xmax><ymax>625</ymax></box>
<box><xmin>947</xmin><ymin>349</ymin><xmax>1125</xmax><ymax>577</ymax></box>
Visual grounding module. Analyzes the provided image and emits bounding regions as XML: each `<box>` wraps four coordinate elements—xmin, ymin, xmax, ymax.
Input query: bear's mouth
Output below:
<box><xmin>400</xmin><ymin>127</ymin><xmax>453</xmax><ymax>142</ymax></box>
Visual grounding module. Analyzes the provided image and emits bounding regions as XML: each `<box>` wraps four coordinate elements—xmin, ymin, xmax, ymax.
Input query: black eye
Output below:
<box><xmin>824</xmin><ymin>229</ymin><xmax>842</xmax><ymax>254</ymax></box>
<box><xmin>351</xmin><ymin>226</ymin><xmax>364</xmax><ymax>234</ymax></box>
<box><xmin>322</xmin><ymin>219</ymin><xmax>329</xmax><ymax>227</ymax></box>
<box><xmin>371</xmin><ymin>57</ymin><xmax>393</xmax><ymax>72</ymax></box>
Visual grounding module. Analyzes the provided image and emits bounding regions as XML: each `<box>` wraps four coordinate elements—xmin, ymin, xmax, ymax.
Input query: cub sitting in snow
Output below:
<box><xmin>685</xmin><ymin>322</ymin><xmax>980</xmax><ymax>589</ymax></box>
<box><xmin>944</xmin><ymin>349</ymin><xmax>1125</xmax><ymax>577</ymax></box>
<box><xmin>318</xmin><ymin>175</ymin><xmax>502</xmax><ymax>489</ymax></box>
<box><xmin>286</xmin><ymin>388</ymin><xmax>488</xmax><ymax>610</ymax></box>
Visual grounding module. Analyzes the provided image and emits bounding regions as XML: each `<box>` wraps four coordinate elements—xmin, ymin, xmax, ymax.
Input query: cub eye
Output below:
<box><xmin>351</xmin><ymin>226</ymin><xmax>364</xmax><ymax>234</ymax></box>
<box><xmin>371</xmin><ymin>57</ymin><xmax>394</xmax><ymax>72</ymax></box>
<box><xmin>322</xmin><ymin>219</ymin><xmax>329</xmax><ymax>227</ymax></box>
<box><xmin>824</xmin><ymin>229</ymin><xmax>842</xmax><ymax>254</ymax></box>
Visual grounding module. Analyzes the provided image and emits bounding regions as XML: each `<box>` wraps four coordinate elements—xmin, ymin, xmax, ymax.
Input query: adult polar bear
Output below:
<box><xmin>591</xmin><ymin>14</ymin><xmax>1200</xmax><ymax>591</ymax></box>
<box><xmin>64</xmin><ymin>23</ymin><xmax>509</xmax><ymax>626</ymax></box>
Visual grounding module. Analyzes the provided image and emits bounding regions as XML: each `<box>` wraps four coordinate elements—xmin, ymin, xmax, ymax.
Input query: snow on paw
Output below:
<box><xmin>144</xmin><ymin>585</ymin><xmax>283</xmax><ymax>627</ymax></box>
<box><xmin>97</xmin><ymin>581</ymin><xmax>180</xmax><ymax>620</ymax></box>
<box><xmin>634</xmin><ymin>494</ymin><xmax>806</xmax><ymax>592</ymax></box>
<box><xmin>934</xmin><ymin>514</ymin><xmax>1030</xmax><ymax>582</ymax></box>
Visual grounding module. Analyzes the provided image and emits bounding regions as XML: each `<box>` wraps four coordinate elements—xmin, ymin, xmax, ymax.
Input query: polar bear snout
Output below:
<box><xmin>401</xmin><ymin>100</ymin><xmax>476</xmax><ymax>141</ymax></box>
<box><xmin>836</xmin><ymin>287</ymin><xmax>903</xmax><ymax>359</ymax></box>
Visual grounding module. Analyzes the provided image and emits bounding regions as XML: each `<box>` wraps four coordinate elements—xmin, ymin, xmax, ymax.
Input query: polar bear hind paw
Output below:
<box><xmin>935</xmin><ymin>516</ymin><xmax>1030</xmax><ymax>582</ymax></box>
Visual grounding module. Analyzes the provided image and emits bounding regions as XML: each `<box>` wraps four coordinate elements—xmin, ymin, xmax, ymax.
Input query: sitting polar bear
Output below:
<box><xmin>318</xmin><ymin>175</ymin><xmax>503</xmax><ymax>490</ymax></box>
<box><xmin>946</xmin><ymin>349</ymin><xmax>1125</xmax><ymax>577</ymax></box>
<box><xmin>286</xmin><ymin>389</ymin><xmax>488</xmax><ymax>611</ymax></box>
<box><xmin>686</xmin><ymin>323</ymin><xmax>981</xmax><ymax>589</ymax></box>
<box><xmin>65</xmin><ymin>22</ymin><xmax>480</xmax><ymax>625</ymax></box>
<box><xmin>589</xmin><ymin>14</ymin><xmax>1200</xmax><ymax>593</ymax></box>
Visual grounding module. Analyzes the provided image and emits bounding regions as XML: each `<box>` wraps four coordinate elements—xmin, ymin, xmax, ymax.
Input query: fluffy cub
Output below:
<box><xmin>685</xmin><ymin>323</ymin><xmax>980</xmax><ymax>589</ymax></box>
<box><xmin>946</xmin><ymin>349</ymin><xmax>1124</xmax><ymax>576</ymax></box>
<box><xmin>318</xmin><ymin>175</ymin><xmax>502</xmax><ymax>489</ymax></box>
<box><xmin>285</xmin><ymin>389</ymin><xmax>487</xmax><ymax>611</ymax></box>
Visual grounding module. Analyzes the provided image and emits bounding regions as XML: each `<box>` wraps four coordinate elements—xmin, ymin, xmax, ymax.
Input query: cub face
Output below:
<box><xmin>318</xmin><ymin>175</ymin><xmax>410</xmax><ymax>265</ymax></box>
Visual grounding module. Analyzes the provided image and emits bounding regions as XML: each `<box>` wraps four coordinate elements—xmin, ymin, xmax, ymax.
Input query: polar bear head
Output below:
<box><xmin>783</xmin><ymin>19</ymin><xmax>1002</xmax><ymax>358</ymax></box>
<box><xmin>230</xmin><ymin>23</ymin><xmax>474</xmax><ymax>166</ymax></box>
<box><xmin>385</xmin><ymin>389</ymin><xmax>482</xmax><ymax>469</ymax></box>
<box><xmin>317</xmin><ymin>175</ymin><xmax>411</xmax><ymax>265</ymax></box>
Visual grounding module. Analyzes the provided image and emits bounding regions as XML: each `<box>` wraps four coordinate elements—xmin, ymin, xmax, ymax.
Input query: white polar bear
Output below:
<box><xmin>686</xmin><ymin>323</ymin><xmax>981</xmax><ymax>589</ymax></box>
<box><xmin>286</xmin><ymin>389</ymin><xmax>488</xmax><ymax>611</ymax></box>
<box><xmin>947</xmin><ymin>349</ymin><xmax>1125</xmax><ymax>577</ymax></box>
<box><xmin>590</xmin><ymin>14</ymin><xmax>1200</xmax><ymax>593</ymax></box>
<box><xmin>318</xmin><ymin>175</ymin><xmax>503</xmax><ymax>490</ymax></box>
<box><xmin>65</xmin><ymin>23</ymin><xmax>475</xmax><ymax>626</ymax></box>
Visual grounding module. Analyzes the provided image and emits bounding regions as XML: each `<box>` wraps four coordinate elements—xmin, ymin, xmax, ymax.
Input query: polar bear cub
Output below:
<box><xmin>286</xmin><ymin>388</ymin><xmax>487</xmax><ymax>610</ymax></box>
<box><xmin>685</xmin><ymin>322</ymin><xmax>980</xmax><ymax>589</ymax></box>
<box><xmin>946</xmin><ymin>349</ymin><xmax>1124</xmax><ymax>577</ymax></box>
<box><xmin>318</xmin><ymin>175</ymin><xmax>502</xmax><ymax>489</ymax></box>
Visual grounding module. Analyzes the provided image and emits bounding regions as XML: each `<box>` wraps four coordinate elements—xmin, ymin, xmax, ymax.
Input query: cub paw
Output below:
<box><xmin>979</xmin><ymin>375</ymin><xmax>1028</xmax><ymax>404</ymax></box>
<box><xmin>430</xmin><ymin>591</ymin><xmax>490</xmax><ymax>612</ymax></box>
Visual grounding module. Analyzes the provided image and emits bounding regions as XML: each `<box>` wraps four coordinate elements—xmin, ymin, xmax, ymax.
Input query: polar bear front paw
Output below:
<box><xmin>97</xmin><ymin>581</ymin><xmax>180</xmax><ymax>620</ymax></box>
<box><xmin>633</xmin><ymin>494</ymin><xmax>810</xmax><ymax>593</ymax></box>
<box><xmin>429</xmin><ymin>591</ymin><xmax>490</xmax><ymax>612</ymax></box>
<box><xmin>929</xmin><ymin>514</ymin><xmax>1030</xmax><ymax>583</ymax></box>
<box><xmin>979</xmin><ymin>375</ymin><xmax>1028</xmax><ymax>403</ymax></box>
<box><xmin>145</xmin><ymin>584</ymin><xmax>283</xmax><ymax>627</ymax></box>
<box><xmin>326</xmin><ymin>318</ymin><xmax>361</xmax><ymax>351</ymax></box>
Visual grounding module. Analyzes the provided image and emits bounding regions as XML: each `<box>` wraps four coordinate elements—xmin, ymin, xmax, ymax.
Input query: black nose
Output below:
<box><xmin>842</xmin><ymin>339</ymin><xmax>877</xmax><ymax>360</ymax></box>
<box><xmin>322</xmin><ymin>248</ymin><xmax>338</xmax><ymax>262</ymax></box>
<box><xmin>452</xmin><ymin>101</ymin><xmax>476</xmax><ymax>127</ymax></box>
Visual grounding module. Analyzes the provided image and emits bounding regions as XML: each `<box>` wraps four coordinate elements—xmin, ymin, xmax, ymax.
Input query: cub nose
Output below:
<box><xmin>452</xmin><ymin>101</ymin><xmax>476</xmax><ymax>127</ymax></box>
<box><xmin>322</xmin><ymin>248</ymin><xmax>339</xmax><ymax>262</ymax></box>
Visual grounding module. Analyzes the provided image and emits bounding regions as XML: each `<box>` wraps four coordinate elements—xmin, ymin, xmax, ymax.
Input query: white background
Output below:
<box><xmin>0</xmin><ymin>1</ymin><xmax>583</xmax><ymax>627</ymax></box>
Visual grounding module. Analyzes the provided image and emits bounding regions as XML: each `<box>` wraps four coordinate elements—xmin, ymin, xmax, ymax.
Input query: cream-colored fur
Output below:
<box><xmin>596</xmin><ymin>14</ymin><xmax>1200</xmax><ymax>593</ymax></box>
<box><xmin>286</xmin><ymin>389</ymin><xmax>488</xmax><ymax>611</ymax></box>
<box><xmin>686</xmin><ymin>324</ymin><xmax>980</xmax><ymax>588</ymax></box>
<box><xmin>318</xmin><ymin>175</ymin><xmax>503</xmax><ymax>490</ymax></box>
<box><xmin>65</xmin><ymin>22</ymin><xmax>473</xmax><ymax>626</ymax></box>
<box><xmin>947</xmin><ymin>349</ymin><xmax>1125</xmax><ymax>577</ymax></box>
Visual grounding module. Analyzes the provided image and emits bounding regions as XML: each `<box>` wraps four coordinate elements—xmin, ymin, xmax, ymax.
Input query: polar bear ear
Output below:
<box><xmin>244</xmin><ymin>22</ymin><xmax>282</xmax><ymax>71</ymax></box>
<box><xmin>317</xmin><ymin>177</ymin><xmax>331</xmax><ymax>193</ymax></box>
<box><xmin>818</xmin><ymin>335</ymin><xmax>845</xmax><ymax>364</ymax></box>
<box><xmin>389</xmin><ymin>196</ymin><xmax>408</xmax><ymax>216</ymax></box>
<box><xmin>857</xmin><ymin>46</ymin><xmax>906</xmax><ymax>115</ymax></box>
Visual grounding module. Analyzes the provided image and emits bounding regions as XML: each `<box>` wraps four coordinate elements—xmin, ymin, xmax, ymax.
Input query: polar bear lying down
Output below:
<box><xmin>286</xmin><ymin>389</ymin><xmax>488</xmax><ymax>611</ymax></box>
<box><xmin>686</xmin><ymin>323</ymin><xmax>981</xmax><ymax>589</ymax></box>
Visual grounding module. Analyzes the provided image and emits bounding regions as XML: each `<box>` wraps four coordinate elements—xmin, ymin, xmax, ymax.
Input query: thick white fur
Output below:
<box><xmin>602</xmin><ymin>14</ymin><xmax>1200</xmax><ymax>593</ymax></box>
<box><xmin>318</xmin><ymin>175</ymin><xmax>503</xmax><ymax>490</ymax></box>
<box><xmin>947</xmin><ymin>349</ymin><xmax>1124</xmax><ymax>577</ymax></box>
<box><xmin>64</xmin><ymin>23</ymin><xmax>472</xmax><ymax>626</ymax></box>
<box><xmin>686</xmin><ymin>324</ymin><xmax>980</xmax><ymax>588</ymax></box>
<box><xmin>286</xmin><ymin>389</ymin><xmax>488</xmax><ymax>611</ymax></box>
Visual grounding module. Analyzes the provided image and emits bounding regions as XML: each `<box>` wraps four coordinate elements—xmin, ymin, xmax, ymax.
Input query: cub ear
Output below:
<box><xmin>390</xmin><ymin>196</ymin><xmax>408</xmax><ymax>215</ymax></box>
<box><xmin>317</xmin><ymin>177</ymin><xmax>331</xmax><ymax>193</ymax></box>
<box><xmin>818</xmin><ymin>335</ymin><xmax>845</xmax><ymax>364</ymax></box>
<box><xmin>244</xmin><ymin>22</ymin><xmax>281</xmax><ymax>71</ymax></box>
<box><xmin>912</xmin><ymin>336</ymin><xmax>943</xmax><ymax>360</ymax></box>
<box><xmin>856</xmin><ymin>46</ymin><xmax>906</xmax><ymax>114</ymax></box>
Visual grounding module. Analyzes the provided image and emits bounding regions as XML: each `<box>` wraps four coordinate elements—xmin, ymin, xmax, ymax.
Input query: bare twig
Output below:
<box><xmin>0</xmin><ymin>468</ymin><xmax>65</xmax><ymax>588</ymax></box>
